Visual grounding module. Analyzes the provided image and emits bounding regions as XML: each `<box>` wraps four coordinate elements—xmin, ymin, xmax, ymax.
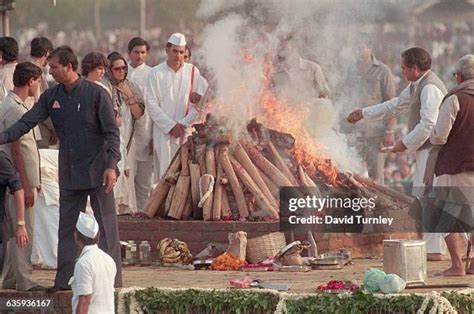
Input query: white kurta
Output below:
<box><xmin>146</xmin><ymin>62</ymin><xmax>208</xmax><ymax>180</ymax></box>
<box><xmin>361</xmin><ymin>72</ymin><xmax>445</xmax><ymax>190</ymax></box>
<box><xmin>70</xmin><ymin>244</ymin><xmax>116</xmax><ymax>314</ymax></box>
<box><xmin>128</xmin><ymin>63</ymin><xmax>153</xmax><ymax>162</ymax></box>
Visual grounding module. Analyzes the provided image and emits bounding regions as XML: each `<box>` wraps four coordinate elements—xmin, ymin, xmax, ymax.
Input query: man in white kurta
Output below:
<box><xmin>146</xmin><ymin>33</ymin><xmax>208</xmax><ymax>182</ymax></box>
<box><xmin>70</xmin><ymin>213</ymin><xmax>116</xmax><ymax>314</ymax></box>
<box><xmin>348</xmin><ymin>48</ymin><xmax>447</xmax><ymax>257</ymax></box>
<box><xmin>429</xmin><ymin>54</ymin><xmax>474</xmax><ymax>276</ymax></box>
<box><xmin>128</xmin><ymin>37</ymin><xmax>154</xmax><ymax>211</ymax></box>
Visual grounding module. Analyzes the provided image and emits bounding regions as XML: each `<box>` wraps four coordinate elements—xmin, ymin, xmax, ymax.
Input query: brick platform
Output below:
<box><xmin>118</xmin><ymin>216</ymin><xmax>281</xmax><ymax>257</ymax></box>
<box><xmin>118</xmin><ymin>216</ymin><xmax>419</xmax><ymax>258</ymax></box>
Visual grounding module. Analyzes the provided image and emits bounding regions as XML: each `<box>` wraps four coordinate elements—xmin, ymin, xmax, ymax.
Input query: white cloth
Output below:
<box><xmin>32</xmin><ymin>149</ymin><xmax>94</xmax><ymax>269</ymax></box>
<box><xmin>361</xmin><ymin>71</ymin><xmax>445</xmax><ymax>153</ymax></box>
<box><xmin>31</xmin><ymin>149</ymin><xmax>60</xmax><ymax>269</ymax></box>
<box><xmin>70</xmin><ymin>244</ymin><xmax>116</xmax><ymax>314</ymax></box>
<box><xmin>113</xmin><ymin>91</ymin><xmax>137</xmax><ymax>214</ymax></box>
<box><xmin>128</xmin><ymin>63</ymin><xmax>153</xmax><ymax>162</ymax></box>
<box><xmin>134</xmin><ymin>159</ymin><xmax>153</xmax><ymax>211</ymax></box>
<box><xmin>31</xmin><ymin>196</ymin><xmax>59</xmax><ymax>269</ymax></box>
<box><xmin>76</xmin><ymin>212</ymin><xmax>99</xmax><ymax>239</ymax></box>
<box><xmin>146</xmin><ymin>62</ymin><xmax>208</xmax><ymax>180</ymax></box>
<box><xmin>0</xmin><ymin>63</ymin><xmax>16</xmax><ymax>102</ymax></box>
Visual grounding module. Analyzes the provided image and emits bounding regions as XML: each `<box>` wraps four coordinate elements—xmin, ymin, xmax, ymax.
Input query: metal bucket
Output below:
<box><xmin>383</xmin><ymin>240</ymin><xmax>427</xmax><ymax>284</ymax></box>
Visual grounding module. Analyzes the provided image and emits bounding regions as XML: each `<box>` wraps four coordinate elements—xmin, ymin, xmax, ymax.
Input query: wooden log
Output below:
<box><xmin>164</xmin><ymin>184</ymin><xmax>176</xmax><ymax>216</ymax></box>
<box><xmin>221</xmin><ymin>147</ymin><xmax>249</xmax><ymax>218</ymax></box>
<box><xmin>258</xmin><ymin>168</ymin><xmax>280</xmax><ymax>201</ymax></box>
<box><xmin>205</xmin><ymin>148</ymin><xmax>217</xmax><ymax>177</ymax></box>
<box><xmin>353</xmin><ymin>173</ymin><xmax>414</xmax><ymax>204</ymax></box>
<box><xmin>144</xmin><ymin>147</ymin><xmax>182</xmax><ymax>218</ymax></box>
<box><xmin>201</xmin><ymin>148</ymin><xmax>216</xmax><ymax>220</ymax></box>
<box><xmin>167</xmin><ymin>175</ymin><xmax>191</xmax><ymax>219</ymax></box>
<box><xmin>298</xmin><ymin>166</ymin><xmax>323</xmax><ymax>198</ymax></box>
<box><xmin>197</xmin><ymin>144</ymin><xmax>207</xmax><ymax>178</ymax></box>
<box><xmin>298</xmin><ymin>166</ymin><xmax>311</xmax><ymax>186</ymax></box>
<box><xmin>234</xmin><ymin>143</ymin><xmax>278</xmax><ymax>208</ymax></box>
<box><xmin>181</xmin><ymin>193</ymin><xmax>193</xmax><ymax>220</ymax></box>
<box><xmin>244</xmin><ymin>145</ymin><xmax>293</xmax><ymax>187</ymax></box>
<box><xmin>200</xmin><ymin>175</ymin><xmax>213</xmax><ymax>221</ymax></box>
<box><xmin>221</xmin><ymin>189</ymin><xmax>232</xmax><ymax>218</ymax></box>
<box><xmin>268</xmin><ymin>141</ymin><xmax>298</xmax><ymax>185</ymax></box>
<box><xmin>230</xmin><ymin>155</ymin><xmax>279</xmax><ymax>219</ymax></box>
<box><xmin>189</xmin><ymin>163</ymin><xmax>201</xmax><ymax>211</ymax></box>
<box><xmin>248</xmin><ymin>198</ymin><xmax>257</xmax><ymax>214</ymax></box>
<box><xmin>212</xmin><ymin>151</ymin><xmax>224</xmax><ymax>220</ymax></box>
<box><xmin>180</xmin><ymin>143</ymin><xmax>190</xmax><ymax>176</ymax></box>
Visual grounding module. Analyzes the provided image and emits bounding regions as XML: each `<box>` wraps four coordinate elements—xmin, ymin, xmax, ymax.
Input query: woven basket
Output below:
<box><xmin>246</xmin><ymin>232</ymin><xmax>286</xmax><ymax>263</ymax></box>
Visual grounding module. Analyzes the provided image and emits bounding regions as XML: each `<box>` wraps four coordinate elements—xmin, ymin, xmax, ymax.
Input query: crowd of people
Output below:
<box><xmin>0</xmin><ymin>31</ymin><xmax>207</xmax><ymax>312</ymax></box>
<box><xmin>0</xmin><ymin>19</ymin><xmax>472</xmax><ymax>312</ymax></box>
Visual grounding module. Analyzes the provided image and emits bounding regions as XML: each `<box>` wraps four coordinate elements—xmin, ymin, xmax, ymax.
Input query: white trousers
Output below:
<box><xmin>134</xmin><ymin>160</ymin><xmax>154</xmax><ymax>211</ymax></box>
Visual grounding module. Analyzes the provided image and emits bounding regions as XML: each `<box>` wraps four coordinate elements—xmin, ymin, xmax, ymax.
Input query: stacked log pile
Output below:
<box><xmin>145</xmin><ymin>116</ymin><xmax>413</xmax><ymax>221</ymax></box>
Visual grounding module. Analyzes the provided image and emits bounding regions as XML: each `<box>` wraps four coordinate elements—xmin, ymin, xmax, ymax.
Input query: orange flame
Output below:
<box><xmin>256</xmin><ymin>58</ymin><xmax>339</xmax><ymax>186</ymax></box>
<box><xmin>205</xmin><ymin>52</ymin><xmax>340</xmax><ymax>186</ymax></box>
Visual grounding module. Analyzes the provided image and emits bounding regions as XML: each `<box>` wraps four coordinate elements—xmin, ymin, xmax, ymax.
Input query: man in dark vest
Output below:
<box><xmin>347</xmin><ymin>47</ymin><xmax>448</xmax><ymax>260</ymax></box>
<box><xmin>428</xmin><ymin>54</ymin><xmax>474</xmax><ymax>276</ymax></box>
<box><xmin>0</xmin><ymin>46</ymin><xmax>122</xmax><ymax>291</ymax></box>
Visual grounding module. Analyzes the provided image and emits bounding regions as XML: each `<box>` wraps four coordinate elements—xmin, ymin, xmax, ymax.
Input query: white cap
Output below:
<box><xmin>168</xmin><ymin>33</ymin><xmax>186</xmax><ymax>46</ymax></box>
<box><xmin>76</xmin><ymin>212</ymin><xmax>99</xmax><ymax>239</ymax></box>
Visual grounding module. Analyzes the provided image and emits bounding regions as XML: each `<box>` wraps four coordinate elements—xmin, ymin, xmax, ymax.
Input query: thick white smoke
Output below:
<box><xmin>195</xmin><ymin>0</ymin><xmax>398</xmax><ymax>173</ymax></box>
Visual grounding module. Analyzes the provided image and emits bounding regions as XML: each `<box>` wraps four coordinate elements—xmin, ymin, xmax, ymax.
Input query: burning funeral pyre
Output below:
<box><xmin>145</xmin><ymin>114</ymin><xmax>413</xmax><ymax>226</ymax></box>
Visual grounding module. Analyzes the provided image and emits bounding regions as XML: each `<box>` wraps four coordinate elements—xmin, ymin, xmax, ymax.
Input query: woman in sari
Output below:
<box><xmin>105</xmin><ymin>52</ymin><xmax>144</xmax><ymax>214</ymax></box>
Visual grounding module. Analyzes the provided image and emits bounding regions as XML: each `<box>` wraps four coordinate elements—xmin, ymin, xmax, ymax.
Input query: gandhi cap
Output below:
<box><xmin>76</xmin><ymin>212</ymin><xmax>99</xmax><ymax>239</ymax></box>
<box><xmin>168</xmin><ymin>33</ymin><xmax>186</xmax><ymax>46</ymax></box>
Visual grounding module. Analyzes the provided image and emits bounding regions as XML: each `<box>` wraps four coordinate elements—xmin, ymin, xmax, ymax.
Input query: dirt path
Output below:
<box><xmin>27</xmin><ymin>259</ymin><xmax>473</xmax><ymax>294</ymax></box>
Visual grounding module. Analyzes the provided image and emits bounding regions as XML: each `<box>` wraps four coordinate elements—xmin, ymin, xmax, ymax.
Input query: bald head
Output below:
<box><xmin>456</xmin><ymin>54</ymin><xmax>474</xmax><ymax>81</ymax></box>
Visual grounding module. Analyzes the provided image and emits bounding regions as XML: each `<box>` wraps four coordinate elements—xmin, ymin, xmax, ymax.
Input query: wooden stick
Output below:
<box><xmin>230</xmin><ymin>155</ymin><xmax>279</xmax><ymax>219</ymax></box>
<box><xmin>144</xmin><ymin>148</ymin><xmax>182</xmax><ymax>218</ymax></box>
<box><xmin>206</xmin><ymin>148</ymin><xmax>217</xmax><ymax>177</ymax></box>
<box><xmin>197</xmin><ymin>144</ymin><xmax>207</xmax><ymax>179</ymax></box>
<box><xmin>167</xmin><ymin>175</ymin><xmax>191</xmax><ymax>220</ymax></box>
<box><xmin>221</xmin><ymin>147</ymin><xmax>249</xmax><ymax>218</ymax></box>
<box><xmin>244</xmin><ymin>145</ymin><xmax>293</xmax><ymax>187</ymax></box>
<box><xmin>164</xmin><ymin>184</ymin><xmax>176</xmax><ymax>216</ymax></box>
<box><xmin>202</xmin><ymin>148</ymin><xmax>216</xmax><ymax>220</ymax></box>
<box><xmin>258</xmin><ymin>168</ymin><xmax>280</xmax><ymax>201</ymax></box>
<box><xmin>234</xmin><ymin>142</ymin><xmax>278</xmax><ymax>208</ymax></box>
<box><xmin>268</xmin><ymin>141</ymin><xmax>298</xmax><ymax>185</ymax></box>
<box><xmin>298</xmin><ymin>166</ymin><xmax>311</xmax><ymax>186</ymax></box>
<box><xmin>221</xmin><ymin>189</ymin><xmax>232</xmax><ymax>218</ymax></box>
<box><xmin>180</xmin><ymin>143</ymin><xmax>190</xmax><ymax>176</ymax></box>
<box><xmin>354</xmin><ymin>173</ymin><xmax>414</xmax><ymax>204</ymax></box>
<box><xmin>212</xmin><ymin>149</ymin><xmax>224</xmax><ymax>220</ymax></box>
<box><xmin>200</xmin><ymin>175</ymin><xmax>213</xmax><ymax>221</ymax></box>
<box><xmin>188</xmin><ymin>163</ymin><xmax>201</xmax><ymax>212</ymax></box>
<box><xmin>181</xmin><ymin>193</ymin><xmax>193</xmax><ymax>220</ymax></box>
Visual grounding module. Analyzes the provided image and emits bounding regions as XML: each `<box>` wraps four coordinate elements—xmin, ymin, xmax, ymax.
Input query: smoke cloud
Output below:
<box><xmin>196</xmin><ymin>0</ymin><xmax>401</xmax><ymax>173</ymax></box>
